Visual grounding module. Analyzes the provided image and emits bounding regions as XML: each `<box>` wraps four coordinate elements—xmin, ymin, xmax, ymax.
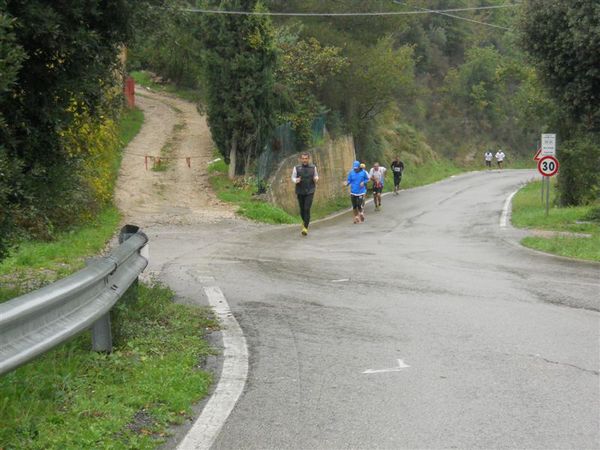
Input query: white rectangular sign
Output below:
<box><xmin>541</xmin><ymin>133</ymin><xmax>556</xmax><ymax>156</ymax></box>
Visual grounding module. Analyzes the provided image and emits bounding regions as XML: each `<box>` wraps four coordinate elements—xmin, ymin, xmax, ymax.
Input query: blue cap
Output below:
<box><xmin>353</xmin><ymin>161</ymin><xmax>360</xmax><ymax>169</ymax></box>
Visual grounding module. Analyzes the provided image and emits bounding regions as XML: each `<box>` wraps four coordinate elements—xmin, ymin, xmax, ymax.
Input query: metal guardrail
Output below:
<box><xmin>0</xmin><ymin>226</ymin><xmax>148</xmax><ymax>376</ymax></box>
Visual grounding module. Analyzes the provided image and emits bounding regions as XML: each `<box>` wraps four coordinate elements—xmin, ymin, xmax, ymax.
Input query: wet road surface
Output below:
<box><xmin>148</xmin><ymin>169</ymin><xmax>599</xmax><ymax>449</ymax></box>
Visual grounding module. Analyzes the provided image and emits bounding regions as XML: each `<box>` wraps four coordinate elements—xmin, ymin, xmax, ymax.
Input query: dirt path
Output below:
<box><xmin>115</xmin><ymin>88</ymin><xmax>234</xmax><ymax>227</ymax></box>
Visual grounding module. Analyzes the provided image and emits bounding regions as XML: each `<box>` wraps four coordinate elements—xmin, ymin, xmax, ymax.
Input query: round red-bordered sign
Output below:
<box><xmin>537</xmin><ymin>155</ymin><xmax>559</xmax><ymax>177</ymax></box>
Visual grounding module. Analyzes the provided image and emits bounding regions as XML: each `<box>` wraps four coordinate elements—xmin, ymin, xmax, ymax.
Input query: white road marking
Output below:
<box><xmin>363</xmin><ymin>359</ymin><xmax>410</xmax><ymax>374</ymax></box>
<box><xmin>177</xmin><ymin>285</ymin><xmax>248</xmax><ymax>450</ymax></box>
<box><xmin>331</xmin><ymin>278</ymin><xmax>350</xmax><ymax>283</ymax></box>
<box><xmin>500</xmin><ymin>188</ymin><xmax>520</xmax><ymax>228</ymax></box>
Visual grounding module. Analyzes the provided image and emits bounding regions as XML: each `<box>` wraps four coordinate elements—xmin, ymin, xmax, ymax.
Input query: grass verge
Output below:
<box><xmin>511</xmin><ymin>180</ymin><xmax>600</xmax><ymax>262</ymax></box>
<box><xmin>0</xmin><ymin>282</ymin><xmax>216</xmax><ymax>449</ymax></box>
<box><xmin>130</xmin><ymin>70</ymin><xmax>202</xmax><ymax>104</ymax></box>
<box><xmin>119</xmin><ymin>107</ymin><xmax>144</xmax><ymax>148</ymax></box>
<box><xmin>0</xmin><ymin>207</ymin><xmax>122</xmax><ymax>302</ymax></box>
<box><xmin>208</xmin><ymin>159</ymin><xmax>298</xmax><ymax>224</ymax></box>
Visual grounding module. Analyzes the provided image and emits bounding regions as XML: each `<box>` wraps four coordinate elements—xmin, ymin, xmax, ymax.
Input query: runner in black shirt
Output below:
<box><xmin>390</xmin><ymin>156</ymin><xmax>404</xmax><ymax>195</ymax></box>
<box><xmin>291</xmin><ymin>152</ymin><xmax>319</xmax><ymax>236</ymax></box>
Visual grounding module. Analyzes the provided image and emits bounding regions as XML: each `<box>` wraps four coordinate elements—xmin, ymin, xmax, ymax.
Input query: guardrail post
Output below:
<box><xmin>119</xmin><ymin>225</ymin><xmax>140</xmax><ymax>305</ymax></box>
<box><xmin>91</xmin><ymin>314</ymin><xmax>113</xmax><ymax>352</ymax></box>
<box><xmin>90</xmin><ymin>225</ymin><xmax>140</xmax><ymax>353</ymax></box>
<box><xmin>87</xmin><ymin>254</ymin><xmax>114</xmax><ymax>353</ymax></box>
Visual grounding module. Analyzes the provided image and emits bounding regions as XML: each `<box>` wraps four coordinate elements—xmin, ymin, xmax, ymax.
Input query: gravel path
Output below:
<box><xmin>115</xmin><ymin>87</ymin><xmax>234</xmax><ymax>227</ymax></box>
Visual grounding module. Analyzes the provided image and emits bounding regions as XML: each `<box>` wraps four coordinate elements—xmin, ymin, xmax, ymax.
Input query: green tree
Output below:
<box><xmin>202</xmin><ymin>0</ymin><xmax>277</xmax><ymax>178</ymax></box>
<box><xmin>520</xmin><ymin>0</ymin><xmax>600</xmax><ymax>205</ymax></box>
<box><xmin>520</xmin><ymin>0</ymin><xmax>600</xmax><ymax>130</ymax></box>
<box><xmin>0</xmin><ymin>1</ymin><xmax>133</xmax><ymax>254</ymax></box>
<box><xmin>274</xmin><ymin>27</ymin><xmax>347</xmax><ymax>145</ymax></box>
<box><xmin>443</xmin><ymin>46</ymin><xmax>503</xmax><ymax>133</ymax></box>
<box><xmin>332</xmin><ymin>36</ymin><xmax>416</xmax><ymax>158</ymax></box>
<box><xmin>129</xmin><ymin>1</ymin><xmax>204</xmax><ymax>88</ymax></box>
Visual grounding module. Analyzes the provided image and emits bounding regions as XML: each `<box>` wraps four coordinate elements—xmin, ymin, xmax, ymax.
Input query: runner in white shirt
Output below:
<box><xmin>495</xmin><ymin>150</ymin><xmax>506</xmax><ymax>169</ymax></box>
<box><xmin>368</xmin><ymin>162</ymin><xmax>387</xmax><ymax>211</ymax></box>
<box><xmin>484</xmin><ymin>150</ymin><xmax>493</xmax><ymax>169</ymax></box>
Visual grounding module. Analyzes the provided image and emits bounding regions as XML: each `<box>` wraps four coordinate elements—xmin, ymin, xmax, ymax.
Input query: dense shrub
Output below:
<box><xmin>557</xmin><ymin>134</ymin><xmax>600</xmax><ymax>206</ymax></box>
<box><xmin>0</xmin><ymin>12</ymin><xmax>25</xmax><ymax>258</ymax></box>
<box><xmin>0</xmin><ymin>2</ymin><xmax>133</xmax><ymax>260</ymax></box>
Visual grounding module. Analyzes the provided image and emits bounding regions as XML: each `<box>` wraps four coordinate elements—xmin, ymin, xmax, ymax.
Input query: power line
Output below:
<box><xmin>180</xmin><ymin>4</ymin><xmax>520</xmax><ymax>17</ymax></box>
<box><xmin>392</xmin><ymin>0</ymin><xmax>514</xmax><ymax>31</ymax></box>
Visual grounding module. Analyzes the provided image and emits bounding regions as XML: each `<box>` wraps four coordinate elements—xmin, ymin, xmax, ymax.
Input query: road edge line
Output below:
<box><xmin>177</xmin><ymin>286</ymin><xmax>248</xmax><ymax>450</ymax></box>
<box><xmin>500</xmin><ymin>188</ymin><xmax>520</xmax><ymax>228</ymax></box>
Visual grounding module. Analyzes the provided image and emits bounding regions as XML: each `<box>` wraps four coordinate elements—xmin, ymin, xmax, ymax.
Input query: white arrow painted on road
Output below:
<box><xmin>363</xmin><ymin>359</ymin><xmax>410</xmax><ymax>374</ymax></box>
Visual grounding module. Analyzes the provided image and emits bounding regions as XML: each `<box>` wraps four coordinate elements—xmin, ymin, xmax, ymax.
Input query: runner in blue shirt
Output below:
<box><xmin>345</xmin><ymin>161</ymin><xmax>370</xmax><ymax>224</ymax></box>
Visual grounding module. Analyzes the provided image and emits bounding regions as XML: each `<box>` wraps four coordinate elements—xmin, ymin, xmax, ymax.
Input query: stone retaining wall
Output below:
<box><xmin>269</xmin><ymin>135</ymin><xmax>356</xmax><ymax>215</ymax></box>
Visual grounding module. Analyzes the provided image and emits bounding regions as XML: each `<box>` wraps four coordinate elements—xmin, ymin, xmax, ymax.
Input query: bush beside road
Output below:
<box><xmin>0</xmin><ymin>107</ymin><xmax>144</xmax><ymax>303</ymax></box>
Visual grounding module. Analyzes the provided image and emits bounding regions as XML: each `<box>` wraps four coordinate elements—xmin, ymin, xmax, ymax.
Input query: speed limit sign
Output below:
<box><xmin>538</xmin><ymin>155</ymin><xmax>559</xmax><ymax>177</ymax></box>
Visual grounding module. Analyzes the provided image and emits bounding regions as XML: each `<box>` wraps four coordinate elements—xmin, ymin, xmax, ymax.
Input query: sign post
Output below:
<box><xmin>539</xmin><ymin>134</ymin><xmax>557</xmax><ymax>216</ymax></box>
<box><xmin>537</xmin><ymin>154</ymin><xmax>559</xmax><ymax>216</ymax></box>
<box><xmin>534</xmin><ymin>140</ymin><xmax>544</xmax><ymax>203</ymax></box>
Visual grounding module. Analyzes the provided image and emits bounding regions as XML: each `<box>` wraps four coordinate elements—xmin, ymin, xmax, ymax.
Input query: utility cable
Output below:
<box><xmin>179</xmin><ymin>4</ymin><xmax>520</xmax><ymax>17</ymax></box>
<box><xmin>392</xmin><ymin>0</ymin><xmax>514</xmax><ymax>31</ymax></box>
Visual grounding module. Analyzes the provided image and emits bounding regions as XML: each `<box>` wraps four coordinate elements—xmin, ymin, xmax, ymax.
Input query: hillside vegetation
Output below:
<box><xmin>1</xmin><ymin>1</ymin><xmax>598</xmax><ymax>261</ymax></box>
<box><xmin>130</xmin><ymin>1</ymin><xmax>552</xmax><ymax>167</ymax></box>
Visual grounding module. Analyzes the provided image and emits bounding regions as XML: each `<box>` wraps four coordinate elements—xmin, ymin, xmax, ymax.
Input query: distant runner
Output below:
<box><xmin>369</xmin><ymin>162</ymin><xmax>387</xmax><ymax>211</ymax></box>
<box><xmin>291</xmin><ymin>152</ymin><xmax>319</xmax><ymax>236</ymax></box>
<box><xmin>495</xmin><ymin>149</ymin><xmax>506</xmax><ymax>170</ymax></box>
<box><xmin>484</xmin><ymin>150</ymin><xmax>493</xmax><ymax>169</ymax></box>
<box><xmin>360</xmin><ymin>163</ymin><xmax>369</xmax><ymax>210</ymax></box>
<box><xmin>390</xmin><ymin>156</ymin><xmax>404</xmax><ymax>195</ymax></box>
<box><xmin>345</xmin><ymin>160</ymin><xmax>369</xmax><ymax>224</ymax></box>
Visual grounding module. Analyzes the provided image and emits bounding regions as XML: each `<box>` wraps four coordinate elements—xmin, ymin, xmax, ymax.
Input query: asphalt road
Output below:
<box><xmin>148</xmin><ymin>169</ymin><xmax>599</xmax><ymax>449</ymax></box>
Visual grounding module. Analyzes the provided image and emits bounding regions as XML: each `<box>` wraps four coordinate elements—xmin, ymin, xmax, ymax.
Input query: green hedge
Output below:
<box><xmin>557</xmin><ymin>134</ymin><xmax>600</xmax><ymax>206</ymax></box>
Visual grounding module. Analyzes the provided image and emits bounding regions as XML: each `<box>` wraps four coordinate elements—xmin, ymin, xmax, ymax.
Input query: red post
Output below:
<box><xmin>124</xmin><ymin>76</ymin><xmax>135</xmax><ymax>108</ymax></box>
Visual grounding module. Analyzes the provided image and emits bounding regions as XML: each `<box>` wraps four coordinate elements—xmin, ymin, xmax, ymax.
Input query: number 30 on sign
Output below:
<box><xmin>537</xmin><ymin>155</ymin><xmax>559</xmax><ymax>177</ymax></box>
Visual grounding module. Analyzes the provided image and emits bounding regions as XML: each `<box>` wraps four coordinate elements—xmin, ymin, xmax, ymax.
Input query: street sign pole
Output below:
<box><xmin>537</xmin><ymin>153</ymin><xmax>559</xmax><ymax>216</ymax></box>
<box><xmin>541</xmin><ymin>175</ymin><xmax>545</xmax><ymax>204</ymax></box>
<box><xmin>539</xmin><ymin>134</ymin><xmax>557</xmax><ymax>213</ymax></box>
<box><xmin>537</xmin><ymin>140</ymin><xmax>544</xmax><ymax>203</ymax></box>
<box><xmin>547</xmin><ymin>176</ymin><xmax>551</xmax><ymax>216</ymax></box>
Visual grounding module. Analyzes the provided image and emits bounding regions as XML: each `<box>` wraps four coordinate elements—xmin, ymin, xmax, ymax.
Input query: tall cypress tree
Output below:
<box><xmin>202</xmin><ymin>0</ymin><xmax>276</xmax><ymax>177</ymax></box>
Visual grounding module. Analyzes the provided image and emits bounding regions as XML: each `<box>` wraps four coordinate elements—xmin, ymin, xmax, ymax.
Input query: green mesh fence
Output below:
<box><xmin>257</xmin><ymin>117</ymin><xmax>326</xmax><ymax>184</ymax></box>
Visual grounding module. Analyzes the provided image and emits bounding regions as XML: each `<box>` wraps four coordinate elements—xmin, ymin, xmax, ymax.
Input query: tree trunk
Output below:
<box><xmin>244</xmin><ymin>148</ymin><xmax>253</xmax><ymax>176</ymax></box>
<box><xmin>228</xmin><ymin>136</ymin><xmax>237</xmax><ymax>180</ymax></box>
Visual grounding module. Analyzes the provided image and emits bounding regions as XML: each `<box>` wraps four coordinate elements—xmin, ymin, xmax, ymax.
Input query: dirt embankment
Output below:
<box><xmin>115</xmin><ymin>88</ymin><xmax>234</xmax><ymax>227</ymax></box>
